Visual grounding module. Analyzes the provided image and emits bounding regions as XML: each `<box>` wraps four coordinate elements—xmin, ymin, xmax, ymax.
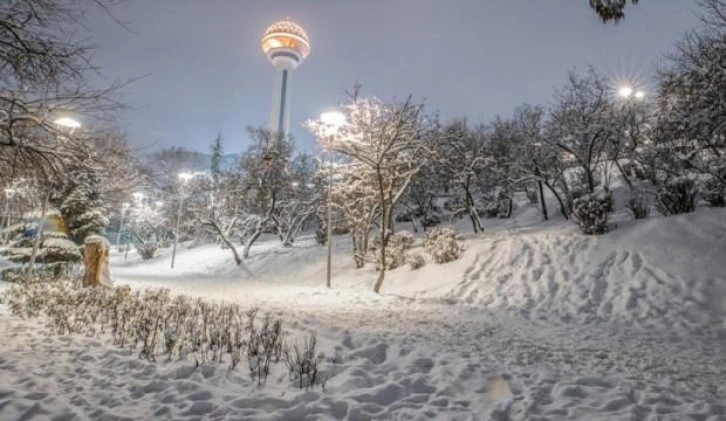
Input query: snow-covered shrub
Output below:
<box><xmin>246</xmin><ymin>309</ymin><xmax>284</xmax><ymax>385</ymax></box>
<box><xmin>3</xmin><ymin>280</ymin><xmax>325</xmax><ymax>390</ymax></box>
<box><xmin>284</xmin><ymin>331</ymin><xmax>322</xmax><ymax>390</ymax></box>
<box><xmin>627</xmin><ymin>191</ymin><xmax>650</xmax><ymax>220</ymax></box>
<box><xmin>136</xmin><ymin>243</ymin><xmax>158</xmax><ymax>260</ymax></box>
<box><xmin>372</xmin><ymin>231</ymin><xmax>414</xmax><ymax>270</ymax></box>
<box><xmin>481</xmin><ymin>190</ymin><xmax>513</xmax><ymax>219</ymax></box>
<box><xmin>408</xmin><ymin>253</ymin><xmax>426</xmax><ymax>270</ymax></box>
<box><xmin>656</xmin><ymin>177</ymin><xmax>698</xmax><ymax>216</ymax></box>
<box><xmin>424</xmin><ymin>227</ymin><xmax>465</xmax><ymax>264</ymax></box>
<box><xmin>572</xmin><ymin>193</ymin><xmax>609</xmax><ymax>235</ymax></box>
<box><xmin>395</xmin><ymin>230</ymin><xmax>414</xmax><ymax>249</ymax></box>
<box><xmin>421</xmin><ymin>213</ymin><xmax>441</xmax><ymax>229</ymax></box>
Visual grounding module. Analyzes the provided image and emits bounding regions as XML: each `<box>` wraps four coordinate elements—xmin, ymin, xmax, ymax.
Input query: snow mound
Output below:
<box><xmin>430</xmin><ymin>209</ymin><xmax>726</xmax><ymax>331</ymax></box>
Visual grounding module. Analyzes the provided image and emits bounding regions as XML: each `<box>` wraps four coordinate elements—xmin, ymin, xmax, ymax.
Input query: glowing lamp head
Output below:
<box><xmin>54</xmin><ymin>117</ymin><xmax>81</xmax><ymax>131</ymax></box>
<box><xmin>320</xmin><ymin>111</ymin><xmax>345</xmax><ymax>136</ymax></box>
<box><xmin>618</xmin><ymin>86</ymin><xmax>633</xmax><ymax>98</ymax></box>
<box><xmin>262</xmin><ymin>19</ymin><xmax>310</xmax><ymax>69</ymax></box>
<box><xmin>634</xmin><ymin>90</ymin><xmax>645</xmax><ymax>100</ymax></box>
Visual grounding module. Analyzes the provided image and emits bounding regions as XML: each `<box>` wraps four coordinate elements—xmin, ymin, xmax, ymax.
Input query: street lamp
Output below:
<box><xmin>618</xmin><ymin>86</ymin><xmax>633</xmax><ymax>98</ymax></box>
<box><xmin>3</xmin><ymin>188</ymin><xmax>16</xmax><ymax>243</ymax></box>
<box><xmin>319</xmin><ymin>110</ymin><xmax>345</xmax><ymax>289</ymax></box>
<box><xmin>171</xmin><ymin>172</ymin><xmax>194</xmax><ymax>269</ymax></box>
<box><xmin>54</xmin><ymin>117</ymin><xmax>81</xmax><ymax>130</ymax></box>
<box><xmin>618</xmin><ymin>86</ymin><xmax>645</xmax><ymax>101</ymax></box>
<box><xmin>115</xmin><ymin>202</ymin><xmax>130</xmax><ymax>251</ymax></box>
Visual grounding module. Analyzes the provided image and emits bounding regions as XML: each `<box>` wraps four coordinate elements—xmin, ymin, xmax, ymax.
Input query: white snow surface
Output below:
<box><xmin>1</xmin><ymin>206</ymin><xmax>725</xmax><ymax>420</ymax></box>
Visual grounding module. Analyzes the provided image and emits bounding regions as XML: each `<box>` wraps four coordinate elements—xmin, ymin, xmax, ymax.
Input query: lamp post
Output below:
<box><xmin>319</xmin><ymin>111</ymin><xmax>345</xmax><ymax>289</ymax></box>
<box><xmin>171</xmin><ymin>172</ymin><xmax>194</xmax><ymax>269</ymax></box>
<box><xmin>115</xmin><ymin>202</ymin><xmax>130</xmax><ymax>251</ymax></box>
<box><xmin>3</xmin><ymin>188</ymin><xmax>16</xmax><ymax>244</ymax></box>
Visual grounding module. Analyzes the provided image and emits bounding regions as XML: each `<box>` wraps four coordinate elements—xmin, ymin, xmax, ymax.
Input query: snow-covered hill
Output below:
<box><xmin>113</xmin><ymin>207</ymin><xmax>726</xmax><ymax>335</ymax></box>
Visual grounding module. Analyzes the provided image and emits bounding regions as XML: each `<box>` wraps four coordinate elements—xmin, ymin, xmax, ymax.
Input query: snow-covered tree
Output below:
<box><xmin>546</xmin><ymin>68</ymin><xmax>618</xmax><ymax>195</ymax></box>
<box><xmin>0</xmin><ymin>0</ymin><xmax>125</xmax><ymax>187</ymax></box>
<box><xmin>399</xmin><ymin>163</ymin><xmax>441</xmax><ymax>232</ymax></box>
<box><xmin>308</xmin><ymin>93</ymin><xmax>438</xmax><ymax>293</ymax></box>
<box><xmin>127</xmin><ymin>201</ymin><xmax>168</xmax><ymax>245</ymax></box>
<box><xmin>435</xmin><ymin>120</ymin><xmax>488</xmax><ymax>233</ymax></box>
<box><xmin>60</xmin><ymin>171</ymin><xmax>108</xmax><ymax>244</ymax></box>
<box><xmin>321</xmin><ymin>161</ymin><xmax>378</xmax><ymax>268</ymax></box>
<box><xmin>272</xmin><ymin>153</ymin><xmax>319</xmax><ymax>247</ymax></box>
<box><xmin>651</xmin><ymin>1</ymin><xmax>725</xmax><ymax>190</ymax></box>
<box><xmin>238</xmin><ymin>127</ymin><xmax>294</xmax><ymax>258</ymax></box>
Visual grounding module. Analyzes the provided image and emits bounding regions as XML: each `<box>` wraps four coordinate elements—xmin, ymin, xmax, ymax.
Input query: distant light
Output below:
<box><xmin>634</xmin><ymin>90</ymin><xmax>645</xmax><ymax>100</ymax></box>
<box><xmin>618</xmin><ymin>86</ymin><xmax>633</xmax><ymax>98</ymax></box>
<box><xmin>54</xmin><ymin>117</ymin><xmax>81</xmax><ymax>129</ymax></box>
<box><xmin>178</xmin><ymin>172</ymin><xmax>194</xmax><ymax>182</ymax></box>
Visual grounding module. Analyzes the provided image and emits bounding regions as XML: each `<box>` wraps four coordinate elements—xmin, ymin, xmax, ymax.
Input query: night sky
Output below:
<box><xmin>85</xmin><ymin>0</ymin><xmax>700</xmax><ymax>154</ymax></box>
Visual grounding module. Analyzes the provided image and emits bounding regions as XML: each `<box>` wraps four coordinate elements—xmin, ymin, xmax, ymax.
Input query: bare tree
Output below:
<box><xmin>546</xmin><ymin>68</ymin><xmax>617</xmax><ymax>195</ymax></box>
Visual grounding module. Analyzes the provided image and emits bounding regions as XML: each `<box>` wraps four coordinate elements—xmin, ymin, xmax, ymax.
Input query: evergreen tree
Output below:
<box><xmin>210</xmin><ymin>133</ymin><xmax>224</xmax><ymax>184</ymax></box>
<box><xmin>60</xmin><ymin>167</ymin><xmax>109</xmax><ymax>244</ymax></box>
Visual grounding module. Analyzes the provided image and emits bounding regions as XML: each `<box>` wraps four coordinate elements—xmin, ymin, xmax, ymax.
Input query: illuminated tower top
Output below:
<box><xmin>261</xmin><ymin>19</ymin><xmax>311</xmax><ymax>70</ymax></box>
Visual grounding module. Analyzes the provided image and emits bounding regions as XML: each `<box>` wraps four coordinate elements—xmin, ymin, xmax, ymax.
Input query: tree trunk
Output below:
<box><xmin>538</xmin><ymin>180</ymin><xmax>548</xmax><ymax>221</ymax></box>
<box><xmin>586</xmin><ymin>168</ymin><xmax>595</xmax><ymax>193</ymax></box>
<box><xmin>544</xmin><ymin>181</ymin><xmax>569</xmax><ymax>220</ymax></box>
<box><xmin>614</xmin><ymin>159</ymin><xmax>634</xmax><ymax>190</ymax></box>
<box><xmin>243</xmin><ymin>224</ymin><xmax>263</xmax><ymax>259</ymax></box>
<box><xmin>464</xmin><ymin>190</ymin><xmax>483</xmax><ymax>233</ymax></box>
<box><xmin>373</xmin><ymin>174</ymin><xmax>387</xmax><ymax>294</ymax></box>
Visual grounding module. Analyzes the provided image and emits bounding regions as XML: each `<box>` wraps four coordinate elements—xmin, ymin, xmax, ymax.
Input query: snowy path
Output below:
<box><xmin>1</xmin><ymin>288</ymin><xmax>724</xmax><ymax>420</ymax></box>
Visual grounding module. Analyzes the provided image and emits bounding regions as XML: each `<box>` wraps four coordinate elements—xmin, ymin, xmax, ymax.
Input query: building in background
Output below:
<box><xmin>261</xmin><ymin>19</ymin><xmax>311</xmax><ymax>137</ymax></box>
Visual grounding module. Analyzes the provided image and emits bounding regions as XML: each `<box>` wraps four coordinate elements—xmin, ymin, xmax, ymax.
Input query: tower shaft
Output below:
<box><xmin>269</xmin><ymin>63</ymin><xmax>293</xmax><ymax>136</ymax></box>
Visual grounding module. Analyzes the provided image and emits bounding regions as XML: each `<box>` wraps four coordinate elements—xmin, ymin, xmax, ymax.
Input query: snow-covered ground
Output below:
<box><xmin>1</xmin><ymin>205</ymin><xmax>725</xmax><ymax>420</ymax></box>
